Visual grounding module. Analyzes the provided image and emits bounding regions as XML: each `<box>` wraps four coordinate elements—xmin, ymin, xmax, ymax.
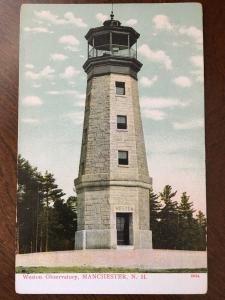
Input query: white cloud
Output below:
<box><xmin>190</xmin><ymin>55</ymin><xmax>204</xmax><ymax>82</ymax></box>
<box><xmin>152</xmin><ymin>15</ymin><xmax>202</xmax><ymax>47</ymax></box>
<box><xmin>60</xmin><ymin>66</ymin><xmax>80</xmax><ymax>79</ymax></box>
<box><xmin>46</xmin><ymin>89</ymin><xmax>85</xmax><ymax>107</ymax></box>
<box><xmin>140</xmin><ymin>97</ymin><xmax>189</xmax><ymax>109</ymax></box>
<box><xmin>50</xmin><ymin>53</ymin><xmax>68</xmax><ymax>61</ymax></box>
<box><xmin>25</xmin><ymin>64</ymin><xmax>34</xmax><ymax>69</ymax></box>
<box><xmin>146</xmin><ymin>136</ymin><xmax>198</xmax><ymax>154</ymax></box>
<box><xmin>47</xmin><ymin>89</ymin><xmax>83</xmax><ymax>97</ymax></box>
<box><xmin>23</xmin><ymin>96</ymin><xmax>42</xmax><ymax>107</ymax></box>
<box><xmin>74</xmin><ymin>100</ymin><xmax>85</xmax><ymax>107</ymax></box>
<box><xmin>62</xmin><ymin>111</ymin><xmax>84</xmax><ymax>125</ymax></box>
<box><xmin>152</xmin><ymin>15</ymin><xmax>173</xmax><ymax>31</ymax></box>
<box><xmin>96</xmin><ymin>13</ymin><xmax>108</xmax><ymax>23</ymax></box>
<box><xmin>24</xmin><ymin>26</ymin><xmax>53</xmax><ymax>33</ymax></box>
<box><xmin>33</xmin><ymin>19</ymin><xmax>43</xmax><ymax>25</ymax></box>
<box><xmin>35</xmin><ymin>10</ymin><xmax>63</xmax><ymax>24</ymax></box>
<box><xmin>63</xmin><ymin>12</ymin><xmax>87</xmax><ymax>27</ymax></box>
<box><xmin>142</xmin><ymin>109</ymin><xmax>167</xmax><ymax>121</ymax></box>
<box><xmin>34</xmin><ymin>10</ymin><xmax>87</xmax><ymax>27</ymax></box>
<box><xmin>59</xmin><ymin>35</ymin><xmax>80</xmax><ymax>46</ymax></box>
<box><xmin>64</xmin><ymin>46</ymin><xmax>79</xmax><ymax>52</ymax></box>
<box><xmin>26</xmin><ymin>65</ymin><xmax>55</xmax><ymax>80</ymax></box>
<box><xmin>125</xmin><ymin>19</ymin><xmax>137</xmax><ymax>26</ymax></box>
<box><xmin>190</xmin><ymin>69</ymin><xmax>203</xmax><ymax>83</ymax></box>
<box><xmin>172</xmin><ymin>41</ymin><xmax>191</xmax><ymax>48</ymax></box>
<box><xmin>21</xmin><ymin>118</ymin><xmax>40</xmax><ymax>124</ymax></box>
<box><xmin>173</xmin><ymin>76</ymin><xmax>192</xmax><ymax>88</ymax></box>
<box><xmin>179</xmin><ymin>26</ymin><xmax>203</xmax><ymax>44</ymax></box>
<box><xmin>140</xmin><ymin>75</ymin><xmax>158</xmax><ymax>87</ymax></box>
<box><xmin>138</xmin><ymin>44</ymin><xmax>172</xmax><ymax>70</ymax></box>
<box><xmin>47</xmin><ymin>91</ymin><xmax>64</xmax><ymax>95</ymax></box>
<box><xmin>33</xmin><ymin>83</ymin><xmax>41</xmax><ymax>88</ymax></box>
<box><xmin>173</xmin><ymin>119</ymin><xmax>204</xmax><ymax>130</ymax></box>
<box><xmin>190</xmin><ymin>55</ymin><xmax>203</xmax><ymax>68</ymax></box>
<box><xmin>59</xmin><ymin>35</ymin><xmax>80</xmax><ymax>51</ymax></box>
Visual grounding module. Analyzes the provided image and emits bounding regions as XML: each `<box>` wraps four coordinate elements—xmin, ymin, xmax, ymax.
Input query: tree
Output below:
<box><xmin>49</xmin><ymin>197</ymin><xmax>77</xmax><ymax>250</ymax></box>
<box><xmin>40</xmin><ymin>171</ymin><xmax>65</xmax><ymax>252</ymax></box>
<box><xmin>67</xmin><ymin>196</ymin><xmax>78</xmax><ymax>232</ymax></box>
<box><xmin>158</xmin><ymin>185</ymin><xmax>178</xmax><ymax>249</ymax></box>
<box><xmin>17</xmin><ymin>155</ymin><xmax>43</xmax><ymax>253</ymax></box>
<box><xmin>149</xmin><ymin>188</ymin><xmax>161</xmax><ymax>248</ymax></box>
<box><xmin>17</xmin><ymin>156</ymin><xmax>77</xmax><ymax>253</ymax></box>
<box><xmin>195</xmin><ymin>210</ymin><xmax>207</xmax><ymax>250</ymax></box>
<box><xmin>177</xmin><ymin>192</ymin><xmax>196</xmax><ymax>250</ymax></box>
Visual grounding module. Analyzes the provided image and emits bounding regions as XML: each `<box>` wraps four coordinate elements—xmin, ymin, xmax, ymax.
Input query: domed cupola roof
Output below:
<box><xmin>103</xmin><ymin>11</ymin><xmax>121</xmax><ymax>27</ymax></box>
<box><xmin>83</xmin><ymin>9</ymin><xmax>142</xmax><ymax>80</ymax></box>
<box><xmin>85</xmin><ymin>11</ymin><xmax>140</xmax><ymax>47</ymax></box>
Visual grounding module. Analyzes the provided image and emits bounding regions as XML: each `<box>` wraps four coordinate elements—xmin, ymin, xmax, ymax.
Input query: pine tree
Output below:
<box><xmin>40</xmin><ymin>171</ymin><xmax>65</xmax><ymax>252</ymax></box>
<box><xmin>49</xmin><ymin>197</ymin><xmax>77</xmax><ymax>250</ymax></box>
<box><xmin>158</xmin><ymin>185</ymin><xmax>178</xmax><ymax>249</ymax></box>
<box><xmin>149</xmin><ymin>188</ymin><xmax>161</xmax><ymax>248</ymax></box>
<box><xmin>195</xmin><ymin>210</ymin><xmax>207</xmax><ymax>250</ymax></box>
<box><xmin>177</xmin><ymin>192</ymin><xmax>196</xmax><ymax>250</ymax></box>
<box><xmin>67</xmin><ymin>196</ymin><xmax>78</xmax><ymax>232</ymax></box>
<box><xmin>17</xmin><ymin>155</ymin><xmax>43</xmax><ymax>253</ymax></box>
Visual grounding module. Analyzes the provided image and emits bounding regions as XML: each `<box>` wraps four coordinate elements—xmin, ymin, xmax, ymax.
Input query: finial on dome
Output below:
<box><xmin>110</xmin><ymin>3</ymin><xmax>114</xmax><ymax>20</ymax></box>
<box><xmin>110</xmin><ymin>11</ymin><xmax>114</xmax><ymax>20</ymax></box>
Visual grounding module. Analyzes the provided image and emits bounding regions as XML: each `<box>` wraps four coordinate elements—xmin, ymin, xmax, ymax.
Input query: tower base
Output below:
<box><xmin>75</xmin><ymin>229</ymin><xmax>152</xmax><ymax>250</ymax></box>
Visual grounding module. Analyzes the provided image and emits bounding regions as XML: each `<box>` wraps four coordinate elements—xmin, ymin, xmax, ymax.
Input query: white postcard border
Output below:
<box><xmin>16</xmin><ymin>273</ymin><xmax>207</xmax><ymax>294</ymax></box>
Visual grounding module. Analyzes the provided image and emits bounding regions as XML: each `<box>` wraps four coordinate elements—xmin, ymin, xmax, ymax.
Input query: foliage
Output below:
<box><xmin>150</xmin><ymin>185</ymin><xmax>207</xmax><ymax>251</ymax></box>
<box><xmin>149</xmin><ymin>188</ymin><xmax>161</xmax><ymax>248</ymax></box>
<box><xmin>17</xmin><ymin>156</ymin><xmax>207</xmax><ymax>253</ymax></box>
<box><xmin>17</xmin><ymin>156</ymin><xmax>77</xmax><ymax>253</ymax></box>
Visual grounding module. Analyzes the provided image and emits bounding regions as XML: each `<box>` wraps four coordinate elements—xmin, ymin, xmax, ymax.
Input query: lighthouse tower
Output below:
<box><xmin>74</xmin><ymin>12</ymin><xmax>152</xmax><ymax>249</ymax></box>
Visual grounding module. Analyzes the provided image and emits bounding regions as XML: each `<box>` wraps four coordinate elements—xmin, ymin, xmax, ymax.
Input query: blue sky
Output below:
<box><xmin>18</xmin><ymin>3</ymin><xmax>206</xmax><ymax>213</ymax></box>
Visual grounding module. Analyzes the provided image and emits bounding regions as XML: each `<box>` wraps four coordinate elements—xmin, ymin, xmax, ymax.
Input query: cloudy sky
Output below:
<box><xmin>19</xmin><ymin>3</ymin><xmax>206</xmax><ymax>213</ymax></box>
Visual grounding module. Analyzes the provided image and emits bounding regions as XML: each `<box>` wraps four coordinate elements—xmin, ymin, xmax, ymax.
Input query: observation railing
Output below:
<box><xmin>88</xmin><ymin>44</ymin><xmax>137</xmax><ymax>59</ymax></box>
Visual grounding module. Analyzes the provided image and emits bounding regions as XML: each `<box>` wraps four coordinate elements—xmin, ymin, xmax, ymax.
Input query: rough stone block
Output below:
<box><xmin>138</xmin><ymin>230</ymin><xmax>152</xmax><ymax>249</ymax></box>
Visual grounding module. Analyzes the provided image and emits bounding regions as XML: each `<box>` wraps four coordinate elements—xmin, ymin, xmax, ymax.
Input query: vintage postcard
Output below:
<box><xmin>16</xmin><ymin>3</ymin><xmax>207</xmax><ymax>294</ymax></box>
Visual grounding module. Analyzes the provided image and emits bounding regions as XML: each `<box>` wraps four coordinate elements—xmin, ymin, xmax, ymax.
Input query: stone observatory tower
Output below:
<box><xmin>74</xmin><ymin>11</ymin><xmax>152</xmax><ymax>249</ymax></box>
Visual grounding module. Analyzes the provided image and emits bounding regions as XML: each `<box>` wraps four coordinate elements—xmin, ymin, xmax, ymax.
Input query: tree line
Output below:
<box><xmin>150</xmin><ymin>186</ymin><xmax>207</xmax><ymax>250</ymax></box>
<box><xmin>17</xmin><ymin>156</ymin><xmax>206</xmax><ymax>253</ymax></box>
<box><xmin>17</xmin><ymin>155</ymin><xmax>77</xmax><ymax>253</ymax></box>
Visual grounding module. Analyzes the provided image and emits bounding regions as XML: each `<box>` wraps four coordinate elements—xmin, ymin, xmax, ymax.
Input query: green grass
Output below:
<box><xmin>16</xmin><ymin>266</ymin><xmax>207</xmax><ymax>274</ymax></box>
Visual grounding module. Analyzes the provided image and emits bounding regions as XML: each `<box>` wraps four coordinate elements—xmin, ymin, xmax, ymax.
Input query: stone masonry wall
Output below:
<box><xmin>109</xmin><ymin>74</ymin><xmax>150</xmax><ymax>183</ymax></box>
<box><xmin>131</xmin><ymin>77</ymin><xmax>150</xmax><ymax>184</ymax></box>
<box><xmin>79</xmin><ymin>75</ymin><xmax>111</xmax><ymax>178</ymax></box>
<box><xmin>75</xmin><ymin>73</ymin><xmax>152</xmax><ymax>247</ymax></box>
<box><xmin>138</xmin><ymin>187</ymin><xmax>150</xmax><ymax>230</ymax></box>
<box><xmin>83</xmin><ymin>186</ymin><xmax>110</xmax><ymax>230</ymax></box>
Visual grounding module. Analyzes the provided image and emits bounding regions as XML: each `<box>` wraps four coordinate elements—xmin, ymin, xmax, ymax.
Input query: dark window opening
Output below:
<box><xmin>117</xmin><ymin>115</ymin><xmax>127</xmax><ymax>129</ymax></box>
<box><xmin>116</xmin><ymin>81</ymin><xmax>125</xmax><ymax>95</ymax></box>
<box><xmin>118</xmin><ymin>150</ymin><xmax>128</xmax><ymax>165</ymax></box>
<box><xmin>116</xmin><ymin>213</ymin><xmax>132</xmax><ymax>245</ymax></box>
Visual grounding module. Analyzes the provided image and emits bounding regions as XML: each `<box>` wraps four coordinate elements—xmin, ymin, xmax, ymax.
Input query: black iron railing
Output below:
<box><xmin>88</xmin><ymin>44</ymin><xmax>137</xmax><ymax>59</ymax></box>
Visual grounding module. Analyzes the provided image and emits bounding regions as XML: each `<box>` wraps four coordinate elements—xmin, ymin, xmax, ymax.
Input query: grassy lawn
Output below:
<box><xmin>16</xmin><ymin>266</ymin><xmax>207</xmax><ymax>274</ymax></box>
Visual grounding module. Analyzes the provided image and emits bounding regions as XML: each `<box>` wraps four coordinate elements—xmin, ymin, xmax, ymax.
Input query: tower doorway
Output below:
<box><xmin>116</xmin><ymin>213</ymin><xmax>132</xmax><ymax>245</ymax></box>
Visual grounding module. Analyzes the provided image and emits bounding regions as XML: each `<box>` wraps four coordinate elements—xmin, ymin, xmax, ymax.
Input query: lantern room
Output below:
<box><xmin>85</xmin><ymin>12</ymin><xmax>140</xmax><ymax>59</ymax></box>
